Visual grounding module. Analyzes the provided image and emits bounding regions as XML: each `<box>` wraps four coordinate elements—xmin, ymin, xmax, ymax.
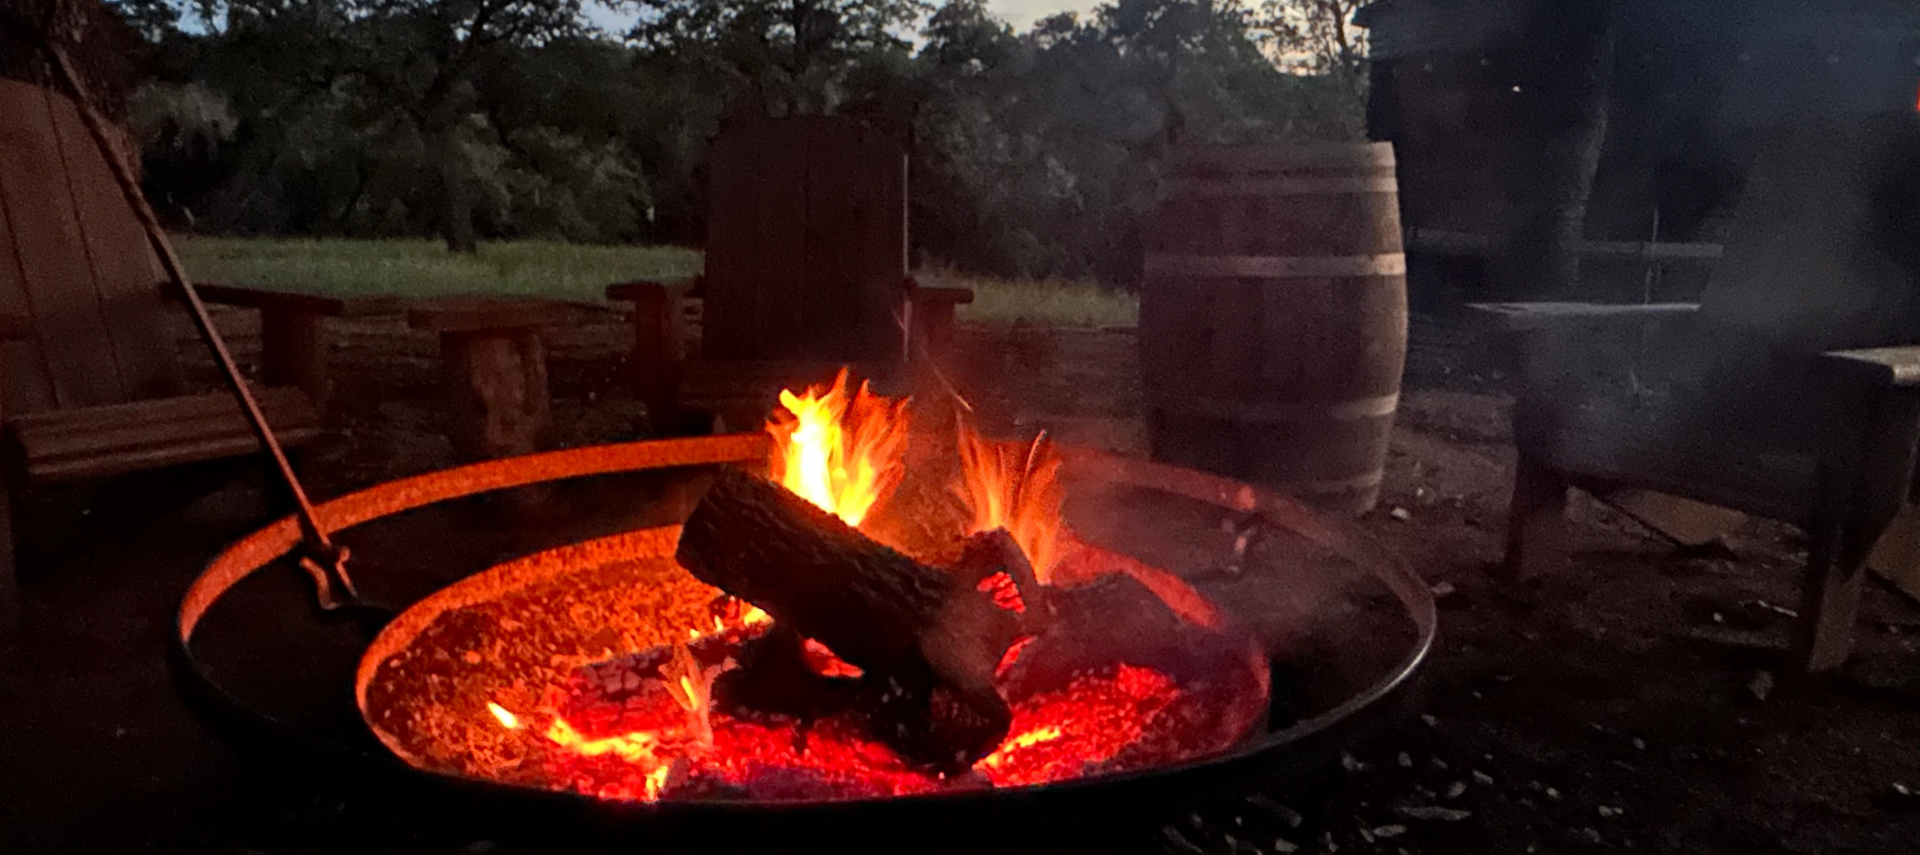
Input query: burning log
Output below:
<box><xmin>712</xmin><ymin>624</ymin><xmax>860</xmax><ymax>720</ymax></box>
<box><xmin>675</xmin><ymin>467</ymin><xmax>1029</xmax><ymax>771</ymax></box>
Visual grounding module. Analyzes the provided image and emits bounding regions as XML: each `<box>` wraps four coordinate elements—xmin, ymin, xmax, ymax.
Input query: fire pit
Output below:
<box><xmin>175</xmin><ymin>373</ymin><xmax>1434</xmax><ymax>850</ymax></box>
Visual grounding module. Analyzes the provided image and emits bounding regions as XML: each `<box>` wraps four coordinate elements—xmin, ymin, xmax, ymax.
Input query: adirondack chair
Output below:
<box><xmin>0</xmin><ymin>79</ymin><xmax>344</xmax><ymax>603</ymax></box>
<box><xmin>1473</xmin><ymin>110</ymin><xmax>1920</xmax><ymax>672</ymax></box>
<box><xmin>607</xmin><ymin>115</ymin><xmax>972</xmax><ymax>433</ymax></box>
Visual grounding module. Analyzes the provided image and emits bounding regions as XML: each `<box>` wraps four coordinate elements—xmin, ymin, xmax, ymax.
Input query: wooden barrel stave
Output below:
<box><xmin>1141</xmin><ymin>143</ymin><xmax>1407</xmax><ymax>514</ymax></box>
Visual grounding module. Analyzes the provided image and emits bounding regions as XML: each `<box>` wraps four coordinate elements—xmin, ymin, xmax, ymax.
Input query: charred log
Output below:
<box><xmin>675</xmin><ymin>467</ymin><xmax>1022</xmax><ymax>771</ymax></box>
<box><xmin>713</xmin><ymin>624</ymin><xmax>859</xmax><ymax>721</ymax></box>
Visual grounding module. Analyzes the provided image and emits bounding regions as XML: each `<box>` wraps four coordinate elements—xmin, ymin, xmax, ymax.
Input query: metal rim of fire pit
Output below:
<box><xmin>175</xmin><ymin>434</ymin><xmax>1435</xmax><ymax>815</ymax></box>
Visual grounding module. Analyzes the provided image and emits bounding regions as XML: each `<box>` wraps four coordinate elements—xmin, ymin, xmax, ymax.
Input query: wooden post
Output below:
<box><xmin>1504</xmin><ymin>331</ymin><xmax>1572</xmax><ymax>580</ymax></box>
<box><xmin>1504</xmin><ymin>452</ymin><xmax>1570</xmax><ymax>580</ymax></box>
<box><xmin>608</xmin><ymin>280</ymin><xmax>693</xmax><ymax>434</ymax></box>
<box><xmin>259</xmin><ymin>308</ymin><xmax>329</xmax><ymax>416</ymax></box>
<box><xmin>0</xmin><ymin>312</ymin><xmax>30</xmax><ymax>638</ymax></box>
<box><xmin>408</xmin><ymin>298</ymin><xmax>571</xmax><ymax>463</ymax></box>
<box><xmin>1800</xmin><ymin>510</ymin><xmax>1862</xmax><ymax>673</ymax></box>
<box><xmin>438</xmin><ymin>328</ymin><xmax>552</xmax><ymax>460</ymax></box>
<box><xmin>1803</xmin><ymin>382</ymin><xmax>1920</xmax><ymax>672</ymax></box>
<box><xmin>907</xmin><ymin>283</ymin><xmax>973</xmax><ymax>366</ymax></box>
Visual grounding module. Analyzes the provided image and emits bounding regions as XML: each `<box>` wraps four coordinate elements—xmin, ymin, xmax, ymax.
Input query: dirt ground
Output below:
<box><xmin>2</xmin><ymin>307</ymin><xmax>1918</xmax><ymax>854</ymax></box>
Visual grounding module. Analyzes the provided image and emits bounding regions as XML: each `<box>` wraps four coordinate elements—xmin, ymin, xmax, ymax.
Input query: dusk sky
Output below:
<box><xmin>585</xmin><ymin>1</ymin><xmax>1104</xmax><ymax>37</ymax></box>
<box><xmin>987</xmin><ymin>0</ymin><xmax>1101</xmax><ymax>30</ymax></box>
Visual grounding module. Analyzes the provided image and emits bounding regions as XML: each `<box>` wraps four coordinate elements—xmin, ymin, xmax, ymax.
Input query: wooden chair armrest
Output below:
<box><xmin>1468</xmin><ymin>302</ymin><xmax>1700</xmax><ymax>334</ymax></box>
<box><xmin>406</xmin><ymin>297</ymin><xmax>575</xmax><ymax>334</ymax></box>
<box><xmin>1820</xmin><ymin>346</ymin><xmax>1920</xmax><ymax>388</ymax></box>
<box><xmin>608</xmin><ymin>279</ymin><xmax>701</xmax><ymax>427</ymax></box>
<box><xmin>907</xmin><ymin>281</ymin><xmax>976</xmax><ymax>307</ymax></box>
<box><xmin>159</xmin><ymin>282</ymin><xmax>383</xmax><ymax>317</ymax></box>
<box><xmin>158</xmin><ymin>284</ymin><xmax>379</xmax><ymax>416</ymax></box>
<box><xmin>607</xmin><ymin>277</ymin><xmax>703</xmax><ymax>303</ymax></box>
<box><xmin>904</xmin><ymin>279</ymin><xmax>971</xmax><ymax>361</ymax></box>
<box><xmin>0</xmin><ymin>312</ymin><xmax>32</xmax><ymax>340</ymax></box>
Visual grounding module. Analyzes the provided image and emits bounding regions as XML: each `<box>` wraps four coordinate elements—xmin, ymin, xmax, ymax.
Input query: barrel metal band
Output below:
<box><xmin>1174</xmin><ymin>147</ymin><xmax>1396</xmax><ymax>172</ymax></box>
<box><xmin>1151</xmin><ymin>391</ymin><xmax>1400</xmax><ymax>423</ymax></box>
<box><xmin>1145</xmin><ymin>253</ymin><xmax>1406</xmax><ymax>278</ymax></box>
<box><xmin>1159</xmin><ymin>177</ymin><xmax>1400</xmax><ymax>198</ymax></box>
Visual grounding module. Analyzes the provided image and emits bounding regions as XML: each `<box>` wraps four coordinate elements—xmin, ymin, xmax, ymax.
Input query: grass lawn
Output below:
<box><xmin>173</xmin><ymin>236</ymin><xmax>1138</xmax><ymax>328</ymax></box>
<box><xmin>173</xmin><ymin>236</ymin><xmax>703</xmax><ymax>303</ymax></box>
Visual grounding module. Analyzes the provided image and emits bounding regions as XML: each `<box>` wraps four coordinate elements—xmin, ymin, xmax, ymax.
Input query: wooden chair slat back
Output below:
<box><xmin>699</xmin><ymin>116</ymin><xmax>908</xmax><ymax>364</ymax></box>
<box><xmin>0</xmin><ymin>78</ymin><xmax>184</xmax><ymax>416</ymax></box>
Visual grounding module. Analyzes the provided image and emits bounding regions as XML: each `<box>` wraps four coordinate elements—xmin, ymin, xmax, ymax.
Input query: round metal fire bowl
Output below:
<box><xmin>175</xmin><ymin>434</ymin><xmax>1434</xmax><ymax>850</ymax></box>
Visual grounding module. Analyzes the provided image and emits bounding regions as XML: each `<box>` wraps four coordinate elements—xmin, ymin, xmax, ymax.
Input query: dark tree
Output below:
<box><xmin>1487</xmin><ymin>0</ymin><xmax>1618</xmax><ymax>300</ymax></box>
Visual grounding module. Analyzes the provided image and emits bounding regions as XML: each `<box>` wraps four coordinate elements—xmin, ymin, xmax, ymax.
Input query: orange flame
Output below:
<box><xmin>664</xmin><ymin>644</ymin><xmax>719</xmax><ymax>751</ymax></box>
<box><xmin>644</xmin><ymin>765</ymin><xmax>673</xmax><ymax>799</ymax></box>
<box><xmin>977</xmin><ymin>725</ymin><xmax>1064</xmax><ymax>769</ymax></box>
<box><xmin>545</xmin><ymin>717</ymin><xmax>661</xmax><ymax>763</ymax></box>
<box><xmin>955</xmin><ymin>427</ymin><xmax>1064</xmax><ymax>582</ymax></box>
<box><xmin>767</xmin><ymin>368</ymin><xmax>911</xmax><ymax>528</ymax></box>
<box><xmin>487</xmin><ymin>702</ymin><xmax>520</xmax><ymax>729</ymax></box>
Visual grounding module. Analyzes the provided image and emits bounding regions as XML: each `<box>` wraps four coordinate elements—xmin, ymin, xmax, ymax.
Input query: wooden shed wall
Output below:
<box><xmin>1360</xmin><ymin>0</ymin><xmax>1920</xmax><ymax>300</ymax></box>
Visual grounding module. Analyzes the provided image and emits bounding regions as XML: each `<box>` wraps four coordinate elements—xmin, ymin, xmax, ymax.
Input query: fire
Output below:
<box><xmin>545</xmin><ymin>716</ymin><xmax>661</xmax><ymax>762</ymax></box>
<box><xmin>663</xmin><ymin>644</ymin><xmax>719</xmax><ymax>751</ymax></box>
<box><xmin>543</xmin><ymin>716</ymin><xmax>677</xmax><ymax>799</ymax></box>
<box><xmin>971</xmin><ymin>664</ymin><xmax>1181</xmax><ymax>787</ymax></box>
<box><xmin>767</xmin><ymin>368</ymin><xmax>911</xmax><ymax>527</ymax></box>
<box><xmin>977</xmin><ymin>725</ymin><xmax>1063</xmax><ymax>769</ymax></box>
<box><xmin>644</xmin><ymin>765</ymin><xmax>673</xmax><ymax>799</ymax></box>
<box><xmin>802</xmin><ymin>637</ymin><xmax>865</xmax><ymax>678</ymax></box>
<box><xmin>977</xmin><ymin>571</ymin><xmax>1026</xmax><ymax>612</ymax></box>
<box><xmin>487</xmin><ymin>702</ymin><xmax>520</xmax><ymax>729</ymax></box>
<box><xmin>762</xmin><ymin>369</ymin><xmax>1066</xmax><ymax>583</ymax></box>
<box><xmin>439</xmin><ymin>366</ymin><xmax>1240</xmax><ymax>802</ymax></box>
<box><xmin>956</xmin><ymin>427</ymin><xmax>1065</xmax><ymax>582</ymax></box>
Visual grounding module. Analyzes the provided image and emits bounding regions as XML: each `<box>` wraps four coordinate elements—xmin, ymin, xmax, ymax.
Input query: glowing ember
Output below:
<box><xmin>803</xmin><ymin>638</ymin><xmax>866</xmax><ymax>678</ymax></box>
<box><xmin>487</xmin><ymin>702</ymin><xmax>520</xmax><ymax>729</ymax></box>
<box><xmin>975</xmin><ymin>664</ymin><xmax>1181</xmax><ymax>787</ymax></box>
<box><xmin>767</xmin><ymin>368</ymin><xmax>911</xmax><ymax>527</ymax></box>
<box><xmin>977</xmin><ymin>571</ymin><xmax>1026</xmax><ymax>613</ymax></box>
<box><xmin>546</xmin><ymin>716</ymin><xmax>662</xmax><ymax>762</ymax></box>
<box><xmin>662</xmin><ymin>644</ymin><xmax>720</xmax><ymax>750</ymax></box>
<box><xmin>504</xmin><ymin>655</ymin><xmax>1188</xmax><ymax>801</ymax></box>
<box><xmin>978</xmin><ymin>726</ymin><xmax>1062</xmax><ymax>769</ymax></box>
<box><xmin>994</xmin><ymin>635</ymin><xmax>1034</xmax><ymax>678</ymax></box>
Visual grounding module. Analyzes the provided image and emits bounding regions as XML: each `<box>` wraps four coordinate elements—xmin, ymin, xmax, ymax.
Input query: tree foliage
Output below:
<box><xmin>116</xmin><ymin>0</ymin><xmax>1366</xmax><ymax>282</ymax></box>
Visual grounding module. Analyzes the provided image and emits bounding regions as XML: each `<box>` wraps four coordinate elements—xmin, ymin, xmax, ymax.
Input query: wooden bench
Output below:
<box><xmin>1473</xmin><ymin>112</ymin><xmax>1920</xmax><ymax>673</ymax></box>
<box><xmin>163</xmin><ymin>282</ymin><xmax>399</xmax><ymax>415</ymax></box>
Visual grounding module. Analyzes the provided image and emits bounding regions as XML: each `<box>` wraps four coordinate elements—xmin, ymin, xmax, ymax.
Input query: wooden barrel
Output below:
<box><xmin>1140</xmin><ymin>143</ymin><xmax>1407</xmax><ymax>514</ymax></box>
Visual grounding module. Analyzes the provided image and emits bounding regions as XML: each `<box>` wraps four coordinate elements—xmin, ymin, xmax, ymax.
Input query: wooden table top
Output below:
<box><xmin>406</xmin><ymin>296</ymin><xmax>578</xmax><ymax>334</ymax></box>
